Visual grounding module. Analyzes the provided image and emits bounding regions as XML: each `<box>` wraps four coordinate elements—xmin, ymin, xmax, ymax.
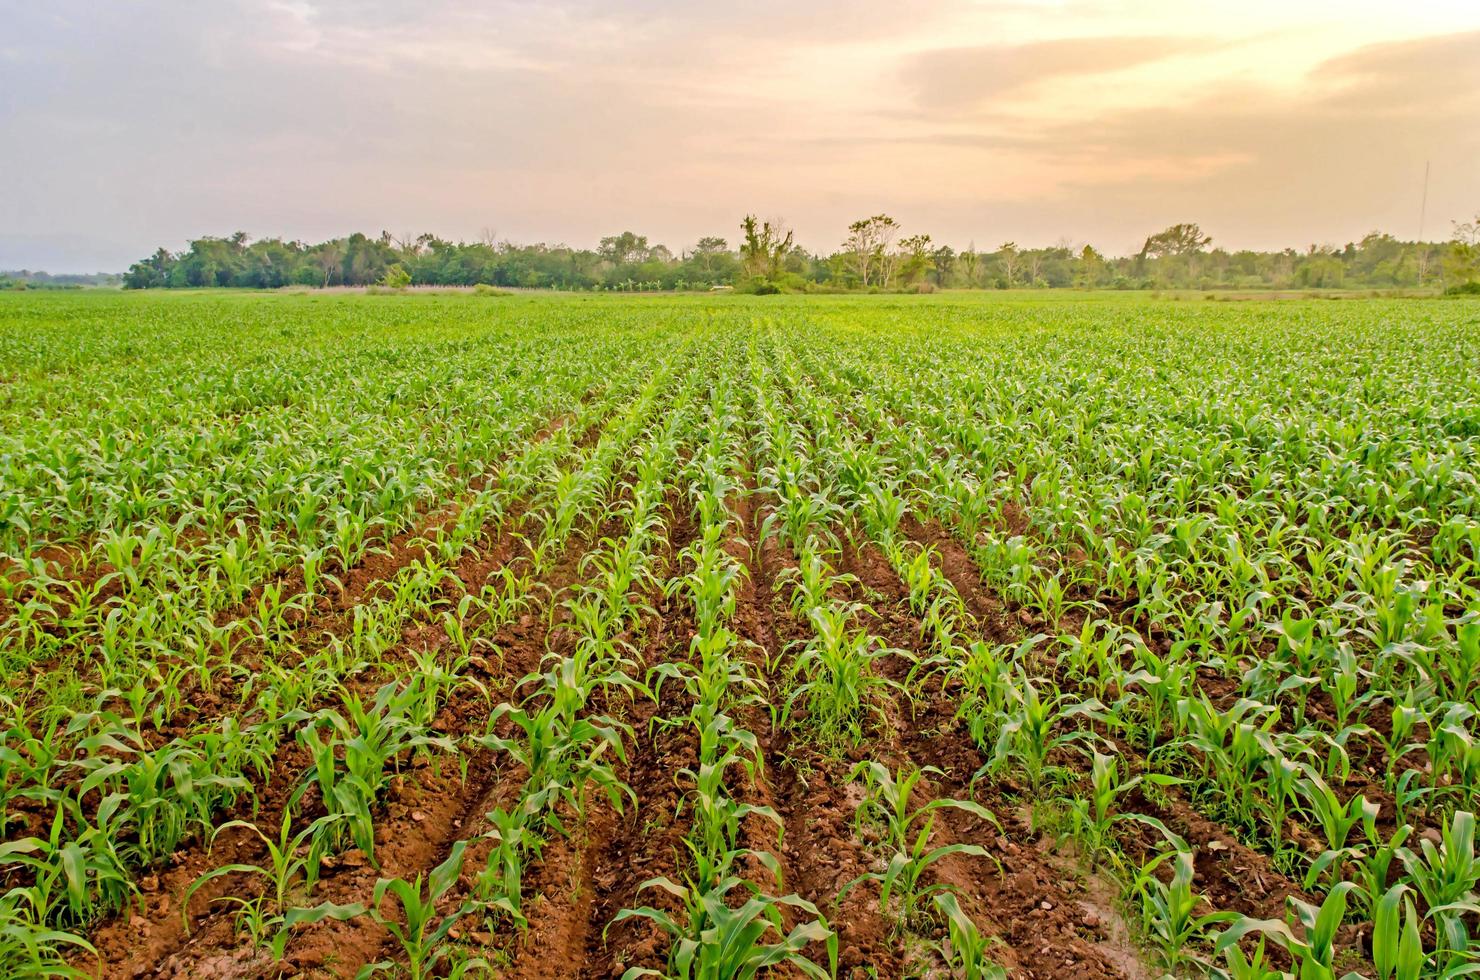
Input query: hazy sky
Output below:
<box><xmin>3</xmin><ymin>1</ymin><xmax>1478</xmax><ymax>271</ymax></box>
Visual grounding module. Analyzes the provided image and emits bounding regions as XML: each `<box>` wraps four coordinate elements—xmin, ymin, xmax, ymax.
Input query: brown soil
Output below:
<box><xmin>74</xmin><ymin>400</ymin><xmax>627</xmax><ymax>977</ymax></box>
<box><xmin>57</xmin><ymin>377</ymin><xmax>1399</xmax><ymax>980</ymax></box>
<box><xmin>838</xmin><ymin>535</ymin><xmax>1148</xmax><ymax>979</ymax></box>
<box><xmin>885</xmin><ymin>513</ymin><xmax>1378</xmax><ymax>975</ymax></box>
<box><xmin>744</xmin><ymin>506</ymin><xmax>902</xmax><ymax>977</ymax></box>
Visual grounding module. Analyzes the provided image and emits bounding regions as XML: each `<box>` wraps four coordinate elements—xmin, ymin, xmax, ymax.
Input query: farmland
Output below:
<box><xmin>1</xmin><ymin>289</ymin><xmax>1479</xmax><ymax>979</ymax></box>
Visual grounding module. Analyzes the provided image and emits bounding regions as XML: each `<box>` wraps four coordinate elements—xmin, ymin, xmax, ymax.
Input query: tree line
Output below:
<box><xmin>1</xmin><ymin>270</ymin><xmax>121</xmax><ymax>290</ymax></box>
<box><xmin>123</xmin><ymin>214</ymin><xmax>1480</xmax><ymax>293</ymax></box>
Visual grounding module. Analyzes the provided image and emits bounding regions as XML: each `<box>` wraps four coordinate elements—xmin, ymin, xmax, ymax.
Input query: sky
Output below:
<box><xmin>2</xmin><ymin>1</ymin><xmax>1478</xmax><ymax>272</ymax></box>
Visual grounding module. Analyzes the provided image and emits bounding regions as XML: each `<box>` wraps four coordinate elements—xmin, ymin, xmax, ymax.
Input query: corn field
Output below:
<box><xmin>2</xmin><ymin>290</ymin><xmax>1479</xmax><ymax>979</ymax></box>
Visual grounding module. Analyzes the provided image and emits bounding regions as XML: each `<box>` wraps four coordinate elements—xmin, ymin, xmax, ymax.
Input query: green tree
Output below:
<box><xmin>844</xmin><ymin>215</ymin><xmax>899</xmax><ymax>287</ymax></box>
<box><xmin>1297</xmin><ymin>245</ymin><xmax>1345</xmax><ymax>288</ymax></box>
<box><xmin>929</xmin><ymin>244</ymin><xmax>955</xmax><ymax>286</ymax></box>
<box><xmin>898</xmin><ymin>234</ymin><xmax>933</xmax><ymax>285</ymax></box>
<box><xmin>1137</xmin><ymin>222</ymin><xmax>1212</xmax><ymax>285</ymax></box>
<box><xmin>739</xmin><ymin>215</ymin><xmax>794</xmax><ymax>289</ymax></box>
<box><xmin>310</xmin><ymin>241</ymin><xmax>345</xmax><ymax>287</ymax></box>
<box><xmin>123</xmin><ymin>248</ymin><xmax>176</xmax><ymax>289</ymax></box>
<box><xmin>997</xmin><ymin>242</ymin><xmax>1019</xmax><ymax>287</ymax></box>
<box><xmin>958</xmin><ymin>243</ymin><xmax>979</xmax><ymax>287</ymax></box>
<box><xmin>1444</xmin><ymin>214</ymin><xmax>1480</xmax><ymax>292</ymax></box>
<box><xmin>380</xmin><ymin>263</ymin><xmax>412</xmax><ymax>289</ymax></box>
<box><xmin>678</xmin><ymin>236</ymin><xmax>737</xmax><ymax>286</ymax></box>
<box><xmin>1139</xmin><ymin>222</ymin><xmax>1212</xmax><ymax>259</ymax></box>
<box><xmin>689</xmin><ymin>237</ymin><xmax>728</xmax><ymax>276</ymax></box>
<box><xmin>598</xmin><ymin>231</ymin><xmax>651</xmax><ymax>265</ymax></box>
<box><xmin>1076</xmin><ymin>245</ymin><xmax>1105</xmax><ymax>288</ymax></box>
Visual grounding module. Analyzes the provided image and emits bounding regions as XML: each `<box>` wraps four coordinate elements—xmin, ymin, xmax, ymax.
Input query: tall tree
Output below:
<box><xmin>1076</xmin><ymin>245</ymin><xmax>1105</xmax><ymax>287</ymax></box>
<box><xmin>1444</xmin><ymin>213</ymin><xmax>1480</xmax><ymax>289</ymax></box>
<box><xmin>929</xmin><ymin>244</ymin><xmax>956</xmax><ymax>286</ymax></box>
<box><xmin>1139</xmin><ymin>222</ymin><xmax>1213</xmax><ymax>259</ymax></box>
<box><xmin>1135</xmin><ymin>223</ymin><xmax>1212</xmax><ymax>283</ymax></box>
<box><xmin>958</xmin><ymin>242</ymin><xmax>980</xmax><ymax>287</ymax></box>
<box><xmin>123</xmin><ymin>247</ymin><xmax>176</xmax><ymax>289</ymax></box>
<box><xmin>690</xmin><ymin>236</ymin><xmax>728</xmax><ymax>278</ymax></box>
<box><xmin>598</xmin><ymin>231</ymin><xmax>650</xmax><ymax>265</ymax></box>
<box><xmin>739</xmin><ymin>215</ymin><xmax>794</xmax><ymax>283</ymax></box>
<box><xmin>998</xmin><ymin>242</ymin><xmax>1019</xmax><ymax>287</ymax></box>
<box><xmin>311</xmin><ymin>240</ymin><xmax>345</xmax><ymax>287</ymax></box>
<box><xmin>844</xmin><ymin>214</ymin><xmax>898</xmax><ymax>287</ymax></box>
<box><xmin>898</xmin><ymin>234</ymin><xmax>933</xmax><ymax>284</ymax></box>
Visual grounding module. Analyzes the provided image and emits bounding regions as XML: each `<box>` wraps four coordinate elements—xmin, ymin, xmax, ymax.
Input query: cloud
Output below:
<box><xmin>902</xmin><ymin>36</ymin><xmax>1208</xmax><ymax>108</ymax></box>
<box><xmin>1313</xmin><ymin>29</ymin><xmax>1480</xmax><ymax>113</ymax></box>
<box><xmin>2</xmin><ymin>3</ymin><xmax>1479</xmax><ymax>270</ymax></box>
<box><xmin>980</xmin><ymin>30</ymin><xmax>1480</xmax><ymax>248</ymax></box>
<box><xmin>1028</xmin><ymin>30</ymin><xmax>1480</xmax><ymax>172</ymax></box>
<box><xmin>726</xmin><ymin>28</ymin><xmax>1480</xmax><ymax>253</ymax></box>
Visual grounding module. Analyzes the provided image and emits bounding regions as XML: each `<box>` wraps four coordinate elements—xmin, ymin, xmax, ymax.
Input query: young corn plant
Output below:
<box><xmin>1294</xmin><ymin>770</ymin><xmax>1375</xmax><ymax>883</ymax></box>
<box><xmin>1396</xmin><ymin>810</ymin><xmax>1479</xmax><ymax>957</ymax></box>
<box><xmin>1057</xmin><ymin>618</ymin><xmax>1129</xmax><ymax>703</ymax></box>
<box><xmin>952</xmin><ymin>634</ymin><xmax>1045</xmax><ymax>755</ymax></box>
<box><xmin>608</xmin><ymin>874</ymin><xmax>837</xmax><ymax>980</ymax></box>
<box><xmin>983</xmin><ymin>669</ymin><xmax>1109</xmax><ymax>800</ymax></box>
<box><xmin>1214</xmin><ymin>936</ymin><xmax>1284</xmax><ymax>980</ymax></box>
<box><xmin>473</xmin><ymin>806</ymin><xmax>539</xmax><ymax>931</ymax></box>
<box><xmin>0</xmin><ymin>889</ymin><xmax>97</xmax><ymax>977</ymax></box>
<box><xmin>785</xmin><ymin>604</ymin><xmax>900</xmax><ymax>751</ymax></box>
<box><xmin>475</xmin><ymin>700</ymin><xmax>634</xmax><ymax>839</ymax></box>
<box><xmin>1066</xmin><ymin>749</ymin><xmax>1186</xmax><ymax>867</ymax></box>
<box><xmin>843</xmin><ymin>762</ymin><xmax>1002</xmax><ymax>933</ymax></box>
<box><xmin>70</xmin><ymin>722</ymin><xmax>251</xmax><ymax>864</ymax></box>
<box><xmin>679</xmin><ymin>759</ymin><xmax>782</xmax><ymax>877</ymax></box>
<box><xmin>932</xmin><ymin>892</ymin><xmax>1008</xmax><ymax>980</ymax></box>
<box><xmin>775</xmin><ymin>549</ymin><xmax>856</xmax><ymax>618</ymax></box>
<box><xmin>1370</xmin><ymin>883</ymin><xmax>1427</xmax><ymax>980</ymax></box>
<box><xmin>1310</xmin><ymin>811</ymin><xmax>1412</xmax><ymax>915</ymax></box>
<box><xmin>291</xmin><ymin>728</ymin><xmax>381</xmax><ymax>865</ymax></box>
<box><xmin>358</xmin><ymin>841</ymin><xmax>482</xmax><ymax>980</ymax></box>
<box><xmin>183</xmin><ymin>812</ymin><xmax>361</xmax><ymax>960</ymax></box>
<box><xmin>1423</xmin><ymin>703</ymin><xmax>1480</xmax><ymax>810</ymax></box>
<box><xmin>1130</xmin><ymin>847</ymin><xmax>1237</xmax><ymax>972</ymax></box>
<box><xmin>0</xmin><ymin>706</ymin><xmax>64</xmax><ymax>836</ymax></box>
<box><xmin>0</xmin><ymin>797</ymin><xmax>136</xmax><ymax>928</ymax></box>
<box><xmin>1213</xmin><ymin>883</ymin><xmax>1361</xmax><ymax>980</ymax></box>
<box><xmin>1119</xmin><ymin>641</ymin><xmax>1198</xmax><ymax>750</ymax></box>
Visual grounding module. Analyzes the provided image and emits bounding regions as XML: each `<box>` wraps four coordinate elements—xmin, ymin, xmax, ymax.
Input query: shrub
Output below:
<box><xmin>379</xmin><ymin>264</ymin><xmax>412</xmax><ymax>289</ymax></box>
